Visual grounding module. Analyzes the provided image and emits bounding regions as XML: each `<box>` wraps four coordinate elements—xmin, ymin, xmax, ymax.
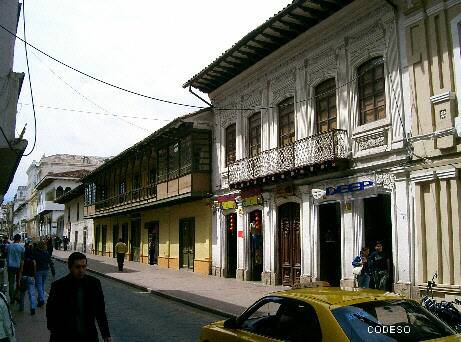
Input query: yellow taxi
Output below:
<box><xmin>199</xmin><ymin>287</ymin><xmax>461</xmax><ymax>342</ymax></box>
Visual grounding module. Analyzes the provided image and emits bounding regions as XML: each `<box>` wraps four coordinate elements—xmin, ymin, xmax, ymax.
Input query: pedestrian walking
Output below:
<box><xmin>62</xmin><ymin>237</ymin><xmax>69</xmax><ymax>251</ymax></box>
<box><xmin>18</xmin><ymin>244</ymin><xmax>36</xmax><ymax>315</ymax></box>
<box><xmin>368</xmin><ymin>241</ymin><xmax>390</xmax><ymax>290</ymax></box>
<box><xmin>114</xmin><ymin>238</ymin><xmax>128</xmax><ymax>272</ymax></box>
<box><xmin>352</xmin><ymin>246</ymin><xmax>371</xmax><ymax>288</ymax></box>
<box><xmin>46</xmin><ymin>252</ymin><xmax>111</xmax><ymax>342</ymax></box>
<box><xmin>46</xmin><ymin>236</ymin><xmax>53</xmax><ymax>256</ymax></box>
<box><xmin>6</xmin><ymin>234</ymin><xmax>24</xmax><ymax>304</ymax></box>
<box><xmin>33</xmin><ymin>241</ymin><xmax>52</xmax><ymax>307</ymax></box>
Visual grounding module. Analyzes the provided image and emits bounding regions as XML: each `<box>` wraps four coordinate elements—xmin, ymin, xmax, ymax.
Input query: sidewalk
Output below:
<box><xmin>53</xmin><ymin>250</ymin><xmax>286</xmax><ymax>317</ymax></box>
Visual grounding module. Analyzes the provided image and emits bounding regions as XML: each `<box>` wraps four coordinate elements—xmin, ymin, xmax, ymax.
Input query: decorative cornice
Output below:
<box><xmin>411</xmin><ymin>167</ymin><xmax>458</xmax><ymax>182</ymax></box>
<box><xmin>405</xmin><ymin>10</ymin><xmax>425</xmax><ymax>27</ymax></box>
<box><xmin>430</xmin><ymin>91</ymin><xmax>456</xmax><ymax>104</ymax></box>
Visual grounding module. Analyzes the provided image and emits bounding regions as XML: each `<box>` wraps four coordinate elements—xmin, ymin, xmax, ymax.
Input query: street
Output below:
<box><xmin>12</xmin><ymin>261</ymin><xmax>224</xmax><ymax>342</ymax></box>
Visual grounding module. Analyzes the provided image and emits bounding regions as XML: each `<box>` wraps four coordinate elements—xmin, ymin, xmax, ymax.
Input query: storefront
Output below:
<box><xmin>213</xmin><ymin>171</ymin><xmax>412</xmax><ymax>295</ymax></box>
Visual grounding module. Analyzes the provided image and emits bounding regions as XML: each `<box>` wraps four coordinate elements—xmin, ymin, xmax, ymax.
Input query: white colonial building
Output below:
<box><xmin>185</xmin><ymin>0</ymin><xmax>414</xmax><ymax>295</ymax></box>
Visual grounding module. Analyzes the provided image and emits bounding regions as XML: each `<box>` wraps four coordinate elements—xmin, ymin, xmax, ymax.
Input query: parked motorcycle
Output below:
<box><xmin>421</xmin><ymin>272</ymin><xmax>461</xmax><ymax>333</ymax></box>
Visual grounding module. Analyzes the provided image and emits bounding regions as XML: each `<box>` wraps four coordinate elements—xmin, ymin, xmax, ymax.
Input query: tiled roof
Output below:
<box><xmin>183</xmin><ymin>0</ymin><xmax>353</xmax><ymax>93</ymax></box>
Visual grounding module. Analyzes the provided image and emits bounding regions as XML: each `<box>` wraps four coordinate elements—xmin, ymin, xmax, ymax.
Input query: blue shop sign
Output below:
<box><xmin>325</xmin><ymin>180</ymin><xmax>374</xmax><ymax>196</ymax></box>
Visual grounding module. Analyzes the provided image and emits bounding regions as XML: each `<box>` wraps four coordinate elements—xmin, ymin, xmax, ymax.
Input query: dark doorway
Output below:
<box><xmin>122</xmin><ymin>223</ymin><xmax>128</xmax><ymax>244</ymax></box>
<box><xmin>249</xmin><ymin>210</ymin><xmax>263</xmax><ymax>281</ymax></box>
<box><xmin>319</xmin><ymin>202</ymin><xmax>341</xmax><ymax>286</ymax></box>
<box><xmin>146</xmin><ymin>221</ymin><xmax>159</xmax><ymax>265</ymax></box>
<box><xmin>179</xmin><ymin>218</ymin><xmax>195</xmax><ymax>270</ymax></box>
<box><xmin>364</xmin><ymin>194</ymin><xmax>393</xmax><ymax>290</ymax></box>
<box><xmin>226</xmin><ymin>213</ymin><xmax>237</xmax><ymax>278</ymax></box>
<box><xmin>101</xmin><ymin>225</ymin><xmax>107</xmax><ymax>256</ymax></box>
<box><xmin>278</xmin><ymin>202</ymin><xmax>301</xmax><ymax>286</ymax></box>
<box><xmin>112</xmin><ymin>224</ymin><xmax>119</xmax><ymax>258</ymax></box>
<box><xmin>74</xmin><ymin>231</ymin><xmax>78</xmax><ymax>251</ymax></box>
<box><xmin>130</xmin><ymin>219</ymin><xmax>141</xmax><ymax>262</ymax></box>
<box><xmin>95</xmin><ymin>225</ymin><xmax>101</xmax><ymax>255</ymax></box>
<box><xmin>83</xmin><ymin>229</ymin><xmax>87</xmax><ymax>253</ymax></box>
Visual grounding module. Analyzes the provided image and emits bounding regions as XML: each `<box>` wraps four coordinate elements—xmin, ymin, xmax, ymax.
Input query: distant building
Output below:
<box><xmin>12</xmin><ymin>185</ymin><xmax>27</xmax><ymax>238</ymax></box>
<box><xmin>24</xmin><ymin>154</ymin><xmax>106</xmax><ymax>237</ymax></box>
<box><xmin>0</xmin><ymin>0</ymin><xmax>27</xmax><ymax>203</ymax></box>
<box><xmin>55</xmin><ymin>184</ymin><xmax>93</xmax><ymax>253</ymax></box>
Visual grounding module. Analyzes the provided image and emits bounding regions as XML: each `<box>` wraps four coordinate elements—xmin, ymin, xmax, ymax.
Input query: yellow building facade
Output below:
<box><xmin>84</xmin><ymin>109</ymin><xmax>214</xmax><ymax>276</ymax></box>
<box><xmin>92</xmin><ymin>199</ymin><xmax>212</xmax><ymax>275</ymax></box>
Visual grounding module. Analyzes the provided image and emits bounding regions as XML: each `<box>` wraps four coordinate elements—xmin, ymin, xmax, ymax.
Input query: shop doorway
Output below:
<box><xmin>112</xmin><ymin>224</ymin><xmax>119</xmax><ymax>258</ymax></box>
<box><xmin>319</xmin><ymin>202</ymin><xmax>341</xmax><ymax>286</ymax></box>
<box><xmin>363</xmin><ymin>194</ymin><xmax>393</xmax><ymax>290</ymax></box>
<box><xmin>74</xmin><ymin>231</ymin><xmax>78</xmax><ymax>251</ymax></box>
<box><xmin>95</xmin><ymin>225</ymin><xmax>101</xmax><ymax>255</ymax></box>
<box><xmin>122</xmin><ymin>223</ymin><xmax>128</xmax><ymax>244</ymax></box>
<box><xmin>101</xmin><ymin>225</ymin><xmax>107</xmax><ymax>256</ymax></box>
<box><xmin>179</xmin><ymin>218</ymin><xmax>195</xmax><ymax>270</ymax></box>
<box><xmin>146</xmin><ymin>221</ymin><xmax>159</xmax><ymax>265</ymax></box>
<box><xmin>249</xmin><ymin>210</ymin><xmax>263</xmax><ymax>281</ymax></box>
<box><xmin>225</xmin><ymin>213</ymin><xmax>237</xmax><ymax>278</ymax></box>
<box><xmin>278</xmin><ymin>202</ymin><xmax>301</xmax><ymax>286</ymax></box>
<box><xmin>83</xmin><ymin>229</ymin><xmax>87</xmax><ymax>253</ymax></box>
<box><xmin>130</xmin><ymin>219</ymin><xmax>141</xmax><ymax>262</ymax></box>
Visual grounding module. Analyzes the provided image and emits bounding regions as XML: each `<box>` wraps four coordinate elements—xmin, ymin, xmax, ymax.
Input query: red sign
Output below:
<box><xmin>237</xmin><ymin>230</ymin><xmax>244</xmax><ymax>238</ymax></box>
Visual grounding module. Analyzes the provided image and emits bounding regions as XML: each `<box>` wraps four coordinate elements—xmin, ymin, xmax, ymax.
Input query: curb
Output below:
<box><xmin>52</xmin><ymin>257</ymin><xmax>235</xmax><ymax>319</ymax></box>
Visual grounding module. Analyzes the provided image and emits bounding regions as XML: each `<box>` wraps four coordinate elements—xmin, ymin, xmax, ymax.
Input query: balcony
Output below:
<box><xmin>85</xmin><ymin>172</ymin><xmax>211</xmax><ymax>218</ymax></box>
<box><xmin>228</xmin><ymin>129</ymin><xmax>350</xmax><ymax>188</ymax></box>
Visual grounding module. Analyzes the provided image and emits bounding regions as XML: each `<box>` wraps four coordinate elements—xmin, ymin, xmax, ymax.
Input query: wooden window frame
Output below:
<box><xmin>358</xmin><ymin>57</ymin><xmax>386</xmax><ymax>125</ymax></box>
<box><xmin>225</xmin><ymin>123</ymin><xmax>236</xmax><ymax>167</ymax></box>
<box><xmin>278</xmin><ymin>97</ymin><xmax>295</xmax><ymax>147</ymax></box>
<box><xmin>315</xmin><ymin>78</ymin><xmax>337</xmax><ymax>133</ymax></box>
<box><xmin>248</xmin><ymin>112</ymin><xmax>261</xmax><ymax>157</ymax></box>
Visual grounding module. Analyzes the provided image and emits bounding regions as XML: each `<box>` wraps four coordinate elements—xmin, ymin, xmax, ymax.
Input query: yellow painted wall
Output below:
<box><xmin>92</xmin><ymin>199</ymin><xmax>212</xmax><ymax>275</ymax></box>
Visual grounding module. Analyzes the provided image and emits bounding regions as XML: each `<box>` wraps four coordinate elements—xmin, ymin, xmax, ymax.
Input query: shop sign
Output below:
<box><xmin>242</xmin><ymin>196</ymin><xmax>263</xmax><ymax>207</ymax></box>
<box><xmin>312</xmin><ymin>176</ymin><xmax>379</xmax><ymax>204</ymax></box>
<box><xmin>237</xmin><ymin>230</ymin><xmax>244</xmax><ymax>238</ymax></box>
<box><xmin>217</xmin><ymin>194</ymin><xmax>237</xmax><ymax>210</ymax></box>
<box><xmin>325</xmin><ymin>181</ymin><xmax>374</xmax><ymax>196</ymax></box>
<box><xmin>276</xmin><ymin>185</ymin><xmax>294</xmax><ymax>197</ymax></box>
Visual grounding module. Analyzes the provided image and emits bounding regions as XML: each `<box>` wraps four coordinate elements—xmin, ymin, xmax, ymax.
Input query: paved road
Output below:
<box><xmin>13</xmin><ymin>261</ymin><xmax>224</xmax><ymax>342</ymax></box>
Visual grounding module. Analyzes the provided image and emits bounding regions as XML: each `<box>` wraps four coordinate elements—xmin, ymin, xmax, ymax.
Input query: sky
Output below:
<box><xmin>4</xmin><ymin>0</ymin><xmax>289</xmax><ymax>202</ymax></box>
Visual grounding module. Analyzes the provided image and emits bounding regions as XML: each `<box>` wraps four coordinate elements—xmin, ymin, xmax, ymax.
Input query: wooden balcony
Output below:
<box><xmin>84</xmin><ymin>172</ymin><xmax>210</xmax><ymax>218</ymax></box>
<box><xmin>228</xmin><ymin>129</ymin><xmax>350</xmax><ymax>188</ymax></box>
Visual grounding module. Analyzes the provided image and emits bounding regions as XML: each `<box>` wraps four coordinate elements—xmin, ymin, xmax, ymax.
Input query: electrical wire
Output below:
<box><xmin>18</xmin><ymin>102</ymin><xmax>172</xmax><ymax>122</ymax></box>
<box><xmin>21</xmin><ymin>0</ymin><xmax>37</xmax><ymax>157</ymax></box>
<box><xmin>0</xmin><ymin>21</ymin><xmax>384</xmax><ymax>112</ymax></box>
<box><xmin>28</xmin><ymin>49</ymin><xmax>151</xmax><ymax>131</ymax></box>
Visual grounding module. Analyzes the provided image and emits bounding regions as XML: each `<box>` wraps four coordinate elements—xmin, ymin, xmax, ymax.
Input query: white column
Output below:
<box><xmin>295</xmin><ymin>66</ymin><xmax>308</xmax><ymax>140</ymax></box>
<box><xmin>352</xmin><ymin>199</ymin><xmax>364</xmax><ymax>257</ymax></box>
<box><xmin>236</xmin><ymin>197</ymin><xmax>245</xmax><ymax>280</ymax></box>
<box><xmin>312</xmin><ymin>203</ymin><xmax>319</xmax><ymax>281</ymax></box>
<box><xmin>393</xmin><ymin>172</ymin><xmax>411</xmax><ymax>293</ymax></box>
<box><xmin>236</xmin><ymin>113</ymin><xmax>243</xmax><ymax>160</ymax></box>
<box><xmin>342</xmin><ymin>202</ymin><xmax>355</xmax><ymax>285</ymax></box>
<box><xmin>262</xmin><ymin>192</ymin><xmax>276</xmax><ymax>284</ymax></box>
<box><xmin>299</xmin><ymin>186</ymin><xmax>313</xmax><ymax>282</ymax></box>
<box><xmin>212</xmin><ymin>205</ymin><xmax>222</xmax><ymax>276</ymax></box>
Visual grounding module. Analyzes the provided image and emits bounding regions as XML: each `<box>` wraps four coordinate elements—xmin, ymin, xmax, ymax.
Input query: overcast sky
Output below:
<box><xmin>4</xmin><ymin>0</ymin><xmax>288</xmax><ymax>202</ymax></box>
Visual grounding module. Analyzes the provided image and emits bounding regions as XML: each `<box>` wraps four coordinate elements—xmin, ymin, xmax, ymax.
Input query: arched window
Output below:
<box><xmin>358</xmin><ymin>57</ymin><xmax>385</xmax><ymax>125</ymax></box>
<box><xmin>56</xmin><ymin>186</ymin><xmax>64</xmax><ymax>198</ymax></box>
<box><xmin>278</xmin><ymin>97</ymin><xmax>295</xmax><ymax>146</ymax></box>
<box><xmin>248</xmin><ymin>112</ymin><xmax>261</xmax><ymax>157</ymax></box>
<box><xmin>225</xmin><ymin>123</ymin><xmax>236</xmax><ymax>166</ymax></box>
<box><xmin>315</xmin><ymin>78</ymin><xmax>337</xmax><ymax>133</ymax></box>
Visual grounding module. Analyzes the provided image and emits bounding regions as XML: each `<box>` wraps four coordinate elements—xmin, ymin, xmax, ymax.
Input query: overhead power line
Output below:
<box><xmin>0</xmin><ymin>21</ymin><xmax>386</xmax><ymax>113</ymax></box>
<box><xmin>28</xmin><ymin>49</ymin><xmax>150</xmax><ymax>131</ymax></box>
<box><xmin>18</xmin><ymin>103</ymin><xmax>172</xmax><ymax>122</ymax></box>
<box><xmin>0</xmin><ymin>22</ymin><xmax>206</xmax><ymax>110</ymax></box>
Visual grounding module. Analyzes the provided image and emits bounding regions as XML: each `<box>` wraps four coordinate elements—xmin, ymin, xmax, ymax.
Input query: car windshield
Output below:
<box><xmin>332</xmin><ymin>299</ymin><xmax>455</xmax><ymax>342</ymax></box>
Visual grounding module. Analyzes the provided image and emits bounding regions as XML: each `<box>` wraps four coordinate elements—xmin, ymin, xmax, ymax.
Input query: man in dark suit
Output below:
<box><xmin>46</xmin><ymin>252</ymin><xmax>111</xmax><ymax>342</ymax></box>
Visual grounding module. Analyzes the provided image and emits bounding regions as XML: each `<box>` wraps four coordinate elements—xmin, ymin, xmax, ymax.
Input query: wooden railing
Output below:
<box><xmin>94</xmin><ymin>183</ymin><xmax>157</xmax><ymax>211</ymax></box>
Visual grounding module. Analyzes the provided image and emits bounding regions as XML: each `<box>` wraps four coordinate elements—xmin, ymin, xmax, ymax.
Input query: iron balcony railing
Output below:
<box><xmin>228</xmin><ymin>129</ymin><xmax>349</xmax><ymax>185</ymax></box>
